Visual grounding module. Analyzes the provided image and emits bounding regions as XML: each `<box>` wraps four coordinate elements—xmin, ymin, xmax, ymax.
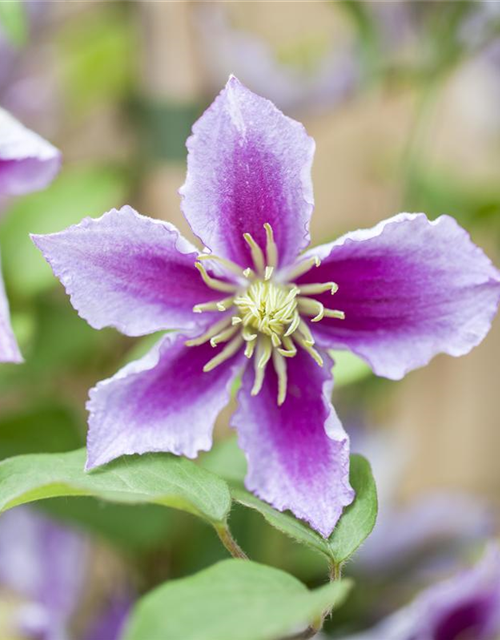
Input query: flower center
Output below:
<box><xmin>234</xmin><ymin>281</ymin><xmax>299</xmax><ymax>343</ymax></box>
<box><xmin>186</xmin><ymin>223</ymin><xmax>345</xmax><ymax>405</ymax></box>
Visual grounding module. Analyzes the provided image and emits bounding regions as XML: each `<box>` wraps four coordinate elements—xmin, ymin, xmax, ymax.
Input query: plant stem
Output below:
<box><xmin>215</xmin><ymin>523</ymin><xmax>248</xmax><ymax>560</ymax></box>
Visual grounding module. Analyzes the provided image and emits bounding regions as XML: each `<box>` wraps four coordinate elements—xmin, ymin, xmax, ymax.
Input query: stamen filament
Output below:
<box><xmin>270</xmin><ymin>333</ymin><xmax>281</xmax><ymax>348</ymax></box>
<box><xmin>210</xmin><ymin>325</ymin><xmax>239</xmax><ymax>347</ymax></box>
<box><xmin>298</xmin><ymin>282</ymin><xmax>338</xmax><ymax>296</ymax></box>
<box><xmin>324</xmin><ymin>309</ymin><xmax>346</xmax><ymax>320</ymax></box>
<box><xmin>272</xmin><ymin>350</ymin><xmax>287</xmax><ymax>406</ymax></box>
<box><xmin>242</xmin><ymin>327</ymin><xmax>257</xmax><ymax>342</ymax></box>
<box><xmin>297</xmin><ymin>319</ymin><xmax>315</xmax><ymax>345</ymax></box>
<box><xmin>203</xmin><ymin>335</ymin><xmax>244</xmax><ymax>372</ymax></box>
<box><xmin>284</xmin><ymin>311</ymin><xmax>301</xmax><ymax>337</ymax></box>
<box><xmin>264</xmin><ymin>266</ymin><xmax>274</xmax><ymax>281</ymax></box>
<box><xmin>231</xmin><ymin>316</ymin><xmax>242</xmax><ymax>325</ymax></box>
<box><xmin>264</xmin><ymin>223</ymin><xmax>278</xmax><ymax>268</ymax></box>
<box><xmin>294</xmin><ymin>332</ymin><xmax>324</xmax><ymax>367</ymax></box>
<box><xmin>297</xmin><ymin>297</ymin><xmax>325</xmax><ymax>322</ymax></box>
<box><xmin>243</xmin><ymin>267</ymin><xmax>255</xmax><ymax>279</ymax></box>
<box><xmin>195</xmin><ymin>262</ymin><xmax>239</xmax><ymax>293</ymax></box>
<box><xmin>286</xmin><ymin>256</ymin><xmax>321</xmax><ymax>281</ymax></box>
<box><xmin>251</xmin><ymin>337</ymin><xmax>272</xmax><ymax>396</ymax></box>
<box><xmin>245</xmin><ymin>339</ymin><xmax>257</xmax><ymax>359</ymax></box>
<box><xmin>193</xmin><ymin>296</ymin><xmax>234</xmax><ymax>314</ymax></box>
<box><xmin>277</xmin><ymin>335</ymin><xmax>297</xmax><ymax>358</ymax></box>
<box><xmin>243</xmin><ymin>232</ymin><xmax>265</xmax><ymax>275</ymax></box>
<box><xmin>185</xmin><ymin>316</ymin><xmax>233</xmax><ymax>347</ymax></box>
<box><xmin>197</xmin><ymin>254</ymin><xmax>246</xmax><ymax>279</ymax></box>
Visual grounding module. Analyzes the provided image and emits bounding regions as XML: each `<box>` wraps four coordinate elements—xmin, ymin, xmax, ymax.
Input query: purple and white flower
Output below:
<box><xmin>0</xmin><ymin>106</ymin><xmax>61</xmax><ymax>363</ymax></box>
<box><xmin>0</xmin><ymin>507</ymin><xmax>87</xmax><ymax>640</ymax></box>
<box><xmin>32</xmin><ymin>77</ymin><xmax>500</xmax><ymax>537</ymax></box>
<box><xmin>342</xmin><ymin>544</ymin><xmax>500</xmax><ymax>640</ymax></box>
<box><xmin>0</xmin><ymin>507</ymin><xmax>131</xmax><ymax>640</ymax></box>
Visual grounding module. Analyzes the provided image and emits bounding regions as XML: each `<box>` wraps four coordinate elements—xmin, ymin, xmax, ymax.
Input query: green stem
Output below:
<box><xmin>215</xmin><ymin>523</ymin><xmax>248</xmax><ymax>560</ymax></box>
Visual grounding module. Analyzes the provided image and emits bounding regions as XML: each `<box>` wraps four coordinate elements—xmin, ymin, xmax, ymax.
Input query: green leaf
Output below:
<box><xmin>232</xmin><ymin>454</ymin><xmax>377</xmax><ymax>566</ymax></box>
<box><xmin>326</xmin><ymin>455</ymin><xmax>378</xmax><ymax>563</ymax></box>
<box><xmin>0</xmin><ymin>165</ymin><xmax>129</xmax><ymax>297</ymax></box>
<box><xmin>0</xmin><ymin>449</ymin><xmax>231</xmax><ymax>525</ymax></box>
<box><xmin>0</xmin><ymin>0</ymin><xmax>27</xmax><ymax>47</ymax></box>
<box><xmin>122</xmin><ymin>559</ymin><xmax>352</xmax><ymax>640</ymax></box>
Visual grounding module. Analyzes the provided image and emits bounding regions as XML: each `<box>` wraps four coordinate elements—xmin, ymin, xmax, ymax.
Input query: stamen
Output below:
<box><xmin>216</xmin><ymin>298</ymin><xmax>234</xmax><ymax>311</ymax></box>
<box><xmin>297</xmin><ymin>297</ymin><xmax>325</xmax><ymax>322</ymax></box>
<box><xmin>243</xmin><ymin>232</ymin><xmax>265</xmax><ymax>275</ymax></box>
<box><xmin>272</xmin><ymin>350</ymin><xmax>287</xmax><ymax>406</ymax></box>
<box><xmin>195</xmin><ymin>262</ymin><xmax>239</xmax><ymax>293</ymax></box>
<box><xmin>264</xmin><ymin>266</ymin><xmax>274</xmax><ymax>281</ymax></box>
<box><xmin>286</xmin><ymin>256</ymin><xmax>321</xmax><ymax>281</ymax></box>
<box><xmin>203</xmin><ymin>335</ymin><xmax>244</xmax><ymax>372</ymax></box>
<box><xmin>270</xmin><ymin>333</ymin><xmax>281</xmax><ymax>348</ymax></box>
<box><xmin>284</xmin><ymin>311</ymin><xmax>301</xmax><ymax>337</ymax></box>
<box><xmin>244</xmin><ymin>339</ymin><xmax>257</xmax><ymax>359</ymax></box>
<box><xmin>185</xmin><ymin>316</ymin><xmax>233</xmax><ymax>347</ymax></box>
<box><xmin>264</xmin><ymin>223</ymin><xmax>278</xmax><ymax>268</ymax></box>
<box><xmin>297</xmin><ymin>319</ymin><xmax>315</xmax><ymax>345</ymax></box>
<box><xmin>210</xmin><ymin>325</ymin><xmax>239</xmax><ymax>347</ymax></box>
<box><xmin>294</xmin><ymin>332</ymin><xmax>324</xmax><ymax>367</ymax></box>
<box><xmin>298</xmin><ymin>282</ymin><xmax>338</xmax><ymax>296</ymax></box>
<box><xmin>324</xmin><ymin>309</ymin><xmax>346</xmax><ymax>320</ymax></box>
<box><xmin>277</xmin><ymin>335</ymin><xmax>297</xmax><ymax>358</ymax></box>
<box><xmin>231</xmin><ymin>316</ymin><xmax>242</xmax><ymax>325</ymax></box>
<box><xmin>243</xmin><ymin>267</ymin><xmax>255</xmax><ymax>280</ymax></box>
<box><xmin>251</xmin><ymin>337</ymin><xmax>272</xmax><ymax>396</ymax></box>
<box><xmin>242</xmin><ymin>327</ymin><xmax>257</xmax><ymax>342</ymax></box>
<box><xmin>193</xmin><ymin>296</ymin><xmax>234</xmax><ymax>314</ymax></box>
<box><xmin>197</xmin><ymin>254</ymin><xmax>246</xmax><ymax>279</ymax></box>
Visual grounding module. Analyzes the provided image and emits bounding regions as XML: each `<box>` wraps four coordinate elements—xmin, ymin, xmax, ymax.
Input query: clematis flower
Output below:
<box><xmin>32</xmin><ymin>77</ymin><xmax>500</xmax><ymax>537</ymax></box>
<box><xmin>0</xmin><ymin>507</ymin><xmax>131</xmax><ymax>640</ymax></box>
<box><xmin>0</xmin><ymin>507</ymin><xmax>88</xmax><ymax>640</ymax></box>
<box><xmin>350</xmin><ymin>427</ymin><xmax>495</xmax><ymax>578</ymax></box>
<box><xmin>341</xmin><ymin>544</ymin><xmax>500</xmax><ymax>640</ymax></box>
<box><xmin>0</xmin><ymin>106</ymin><xmax>61</xmax><ymax>363</ymax></box>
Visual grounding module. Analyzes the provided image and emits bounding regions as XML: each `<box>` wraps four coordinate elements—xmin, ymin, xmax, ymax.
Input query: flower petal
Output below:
<box><xmin>0</xmin><ymin>507</ymin><xmax>87</xmax><ymax>628</ymax></box>
<box><xmin>180</xmin><ymin>76</ymin><xmax>315</xmax><ymax>268</ymax></box>
<box><xmin>343</xmin><ymin>544</ymin><xmax>500</xmax><ymax>640</ymax></box>
<box><xmin>0</xmin><ymin>260</ymin><xmax>22</xmax><ymax>363</ymax></box>
<box><xmin>32</xmin><ymin>206</ymin><xmax>224</xmax><ymax>337</ymax></box>
<box><xmin>0</xmin><ymin>107</ymin><xmax>61</xmax><ymax>197</ymax></box>
<box><xmin>298</xmin><ymin>214</ymin><xmax>500</xmax><ymax>380</ymax></box>
<box><xmin>86</xmin><ymin>332</ymin><xmax>243</xmax><ymax>469</ymax></box>
<box><xmin>232</xmin><ymin>349</ymin><xmax>354</xmax><ymax>538</ymax></box>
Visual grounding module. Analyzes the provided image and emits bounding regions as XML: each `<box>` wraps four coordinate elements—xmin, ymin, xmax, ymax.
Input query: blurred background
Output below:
<box><xmin>1</xmin><ymin>1</ymin><xmax>500</xmax><ymax>638</ymax></box>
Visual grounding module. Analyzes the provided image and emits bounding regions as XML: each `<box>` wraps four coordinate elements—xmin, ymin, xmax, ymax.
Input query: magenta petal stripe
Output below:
<box><xmin>86</xmin><ymin>332</ymin><xmax>244</xmax><ymax>470</ymax></box>
<box><xmin>232</xmin><ymin>348</ymin><xmax>354</xmax><ymax>538</ymax></box>
<box><xmin>298</xmin><ymin>213</ymin><xmax>500</xmax><ymax>380</ymax></box>
<box><xmin>180</xmin><ymin>75</ymin><xmax>315</xmax><ymax>269</ymax></box>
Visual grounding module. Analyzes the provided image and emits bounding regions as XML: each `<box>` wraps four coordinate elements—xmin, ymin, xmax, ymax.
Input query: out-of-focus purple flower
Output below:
<box><xmin>0</xmin><ymin>507</ymin><xmax>87</xmax><ymax>640</ymax></box>
<box><xmin>0</xmin><ymin>107</ymin><xmax>61</xmax><ymax>198</ymax></box>
<box><xmin>0</xmin><ymin>507</ymin><xmax>132</xmax><ymax>640</ymax></box>
<box><xmin>0</xmin><ymin>106</ymin><xmax>61</xmax><ymax>363</ymax></box>
<box><xmin>32</xmin><ymin>77</ymin><xmax>500</xmax><ymax>537</ymax></box>
<box><xmin>83</xmin><ymin>596</ymin><xmax>132</xmax><ymax>640</ymax></box>
<box><xmin>195</xmin><ymin>5</ymin><xmax>359</xmax><ymax>115</ymax></box>
<box><xmin>342</xmin><ymin>544</ymin><xmax>500</xmax><ymax>640</ymax></box>
<box><xmin>350</xmin><ymin>428</ymin><xmax>495</xmax><ymax>579</ymax></box>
